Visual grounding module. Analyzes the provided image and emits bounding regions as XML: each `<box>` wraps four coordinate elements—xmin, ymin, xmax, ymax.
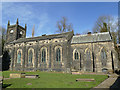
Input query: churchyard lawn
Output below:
<box><xmin>2</xmin><ymin>71</ymin><xmax>108</xmax><ymax>88</ymax></box>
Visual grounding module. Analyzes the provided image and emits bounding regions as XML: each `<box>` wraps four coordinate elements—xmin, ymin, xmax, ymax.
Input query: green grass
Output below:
<box><xmin>0</xmin><ymin>71</ymin><xmax>2</xmax><ymax>77</ymax></box>
<box><xmin>2</xmin><ymin>71</ymin><xmax>108</xmax><ymax>88</ymax></box>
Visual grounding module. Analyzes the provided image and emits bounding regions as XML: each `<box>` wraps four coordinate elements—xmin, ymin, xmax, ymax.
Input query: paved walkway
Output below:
<box><xmin>95</xmin><ymin>77</ymin><xmax>117</xmax><ymax>88</ymax></box>
<box><xmin>91</xmin><ymin>74</ymin><xmax>120</xmax><ymax>90</ymax></box>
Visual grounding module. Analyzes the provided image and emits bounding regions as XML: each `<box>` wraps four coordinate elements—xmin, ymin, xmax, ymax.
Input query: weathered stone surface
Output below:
<box><xmin>4</xmin><ymin>20</ymin><xmax>119</xmax><ymax>73</ymax></box>
<box><xmin>72</xmin><ymin>72</ymin><xmax>81</xmax><ymax>75</ymax></box>
<box><xmin>76</xmin><ymin>78</ymin><xmax>95</xmax><ymax>82</ymax></box>
<box><xmin>25</xmin><ymin>75</ymin><xmax>39</xmax><ymax>78</ymax></box>
<box><xmin>10</xmin><ymin>73</ymin><xmax>21</xmax><ymax>78</ymax></box>
<box><xmin>10</xmin><ymin>73</ymin><xmax>25</xmax><ymax>78</ymax></box>
<box><xmin>27</xmin><ymin>83</ymin><xmax>32</xmax><ymax>85</ymax></box>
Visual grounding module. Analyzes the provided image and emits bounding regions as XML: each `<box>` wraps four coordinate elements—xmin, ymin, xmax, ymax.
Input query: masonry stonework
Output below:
<box><xmin>4</xmin><ymin>19</ymin><xmax>119</xmax><ymax>73</ymax></box>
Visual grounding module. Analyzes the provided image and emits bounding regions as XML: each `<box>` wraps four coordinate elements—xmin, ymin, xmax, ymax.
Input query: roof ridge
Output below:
<box><xmin>71</xmin><ymin>32</ymin><xmax>111</xmax><ymax>44</ymax></box>
<box><xmin>26</xmin><ymin>31</ymin><xmax>73</xmax><ymax>39</ymax></box>
<box><xmin>74</xmin><ymin>32</ymin><xmax>109</xmax><ymax>37</ymax></box>
<box><xmin>10</xmin><ymin>31</ymin><xmax>73</xmax><ymax>43</ymax></box>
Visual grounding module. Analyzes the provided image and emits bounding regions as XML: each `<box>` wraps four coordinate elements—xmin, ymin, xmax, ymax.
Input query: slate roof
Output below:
<box><xmin>9</xmin><ymin>31</ymin><xmax>74</xmax><ymax>44</ymax></box>
<box><xmin>71</xmin><ymin>32</ymin><xmax>112</xmax><ymax>44</ymax></box>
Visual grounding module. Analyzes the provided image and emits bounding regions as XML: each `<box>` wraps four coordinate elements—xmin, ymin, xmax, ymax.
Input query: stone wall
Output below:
<box><xmin>5</xmin><ymin>36</ymin><xmax>118</xmax><ymax>73</ymax></box>
<box><xmin>5</xmin><ymin>37</ymin><xmax>70</xmax><ymax>72</ymax></box>
<box><xmin>118</xmin><ymin>47</ymin><xmax>120</xmax><ymax>69</ymax></box>
<box><xmin>71</xmin><ymin>41</ymin><xmax>118</xmax><ymax>72</ymax></box>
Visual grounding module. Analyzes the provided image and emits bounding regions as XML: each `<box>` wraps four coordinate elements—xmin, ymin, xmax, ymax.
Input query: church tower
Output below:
<box><xmin>6</xmin><ymin>18</ymin><xmax>27</xmax><ymax>43</ymax></box>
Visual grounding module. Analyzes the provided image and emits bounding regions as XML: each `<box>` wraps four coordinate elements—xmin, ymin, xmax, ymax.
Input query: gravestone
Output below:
<box><xmin>72</xmin><ymin>72</ymin><xmax>81</xmax><ymax>75</ymax></box>
<box><xmin>10</xmin><ymin>73</ymin><xmax>25</xmax><ymax>78</ymax></box>
<box><xmin>21</xmin><ymin>73</ymin><xmax>25</xmax><ymax>78</ymax></box>
<box><xmin>76</xmin><ymin>78</ymin><xmax>95</xmax><ymax>82</ymax></box>
<box><xmin>25</xmin><ymin>75</ymin><xmax>39</xmax><ymax>78</ymax></box>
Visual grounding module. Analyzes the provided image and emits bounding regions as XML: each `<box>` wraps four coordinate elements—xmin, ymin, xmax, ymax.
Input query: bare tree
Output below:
<box><xmin>32</xmin><ymin>24</ymin><xmax>35</xmax><ymax>37</ymax></box>
<box><xmin>118</xmin><ymin>18</ymin><xmax>120</xmax><ymax>44</ymax></box>
<box><xmin>56</xmin><ymin>17</ymin><xmax>73</xmax><ymax>33</ymax></box>
<box><xmin>0</xmin><ymin>26</ymin><xmax>6</xmax><ymax>55</ymax></box>
<box><xmin>92</xmin><ymin>15</ymin><xmax>118</xmax><ymax>44</ymax></box>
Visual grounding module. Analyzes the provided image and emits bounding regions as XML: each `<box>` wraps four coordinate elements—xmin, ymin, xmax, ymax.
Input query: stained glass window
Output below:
<box><xmin>42</xmin><ymin>49</ymin><xmax>46</xmax><ymax>62</ymax></box>
<box><xmin>17</xmin><ymin>51</ymin><xmax>21</xmax><ymax>63</ymax></box>
<box><xmin>28</xmin><ymin>50</ymin><xmax>33</xmax><ymax>63</ymax></box>
<box><xmin>56</xmin><ymin>48</ymin><xmax>61</xmax><ymax>62</ymax></box>
<box><xmin>74</xmin><ymin>50</ymin><xmax>79</xmax><ymax>60</ymax></box>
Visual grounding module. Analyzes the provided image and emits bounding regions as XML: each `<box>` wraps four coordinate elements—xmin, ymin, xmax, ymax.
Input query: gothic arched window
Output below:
<box><xmin>85</xmin><ymin>50</ymin><xmax>92</xmax><ymax>71</ymax></box>
<box><xmin>101</xmin><ymin>48</ymin><xmax>107</xmax><ymax>67</ymax></box>
<box><xmin>74</xmin><ymin>50</ymin><xmax>79</xmax><ymax>60</ymax></box>
<box><xmin>17</xmin><ymin>51</ymin><xmax>21</xmax><ymax>63</ymax></box>
<box><xmin>28</xmin><ymin>50</ymin><xmax>33</xmax><ymax>63</ymax></box>
<box><xmin>41</xmin><ymin>49</ymin><xmax>46</xmax><ymax>62</ymax></box>
<box><xmin>56</xmin><ymin>48</ymin><xmax>61</xmax><ymax>62</ymax></box>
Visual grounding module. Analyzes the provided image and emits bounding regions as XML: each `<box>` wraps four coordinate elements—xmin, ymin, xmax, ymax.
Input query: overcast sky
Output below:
<box><xmin>2</xmin><ymin>2</ymin><xmax>118</xmax><ymax>37</ymax></box>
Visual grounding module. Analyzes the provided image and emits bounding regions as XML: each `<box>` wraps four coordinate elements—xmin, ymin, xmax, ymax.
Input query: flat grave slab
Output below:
<box><xmin>25</xmin><ymin>75</ymin><xmax>39</xmax><ymax>78</ymax></box>
<box><xmin>10</xmin><ymin>73</ymin><xmax>25</xmax><ymax>78</ymax></box>
<box><xmin>76</xmin><ymin>78</ymin><xmax>95</xmax><ymax>82</ymax></box>
<box><xmin>72</xmin><ymin>72</ymin><xmax>81</xmax><ymax>75</ymax></box>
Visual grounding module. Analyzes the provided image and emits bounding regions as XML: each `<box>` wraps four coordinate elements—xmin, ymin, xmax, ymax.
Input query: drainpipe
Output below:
<box><xmin>92</xmin><ymin>43</ymin><xmax>95</xmax><ymax>72</ymax></box>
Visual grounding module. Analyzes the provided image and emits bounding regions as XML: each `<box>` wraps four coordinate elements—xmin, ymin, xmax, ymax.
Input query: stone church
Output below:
<box><xmin>4</xmin><ymin>19</ymin><xmax>118</xmax><ymax>73</ymax></box>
